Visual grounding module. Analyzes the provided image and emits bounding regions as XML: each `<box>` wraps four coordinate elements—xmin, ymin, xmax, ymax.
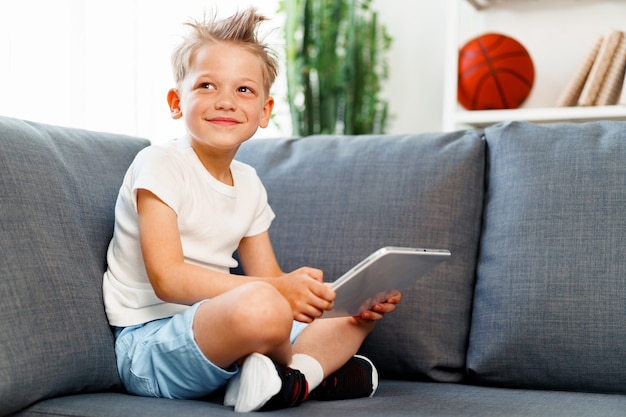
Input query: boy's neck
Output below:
<box><xmin>189</xmin><ymin>140</ymin><xmax>237</xmax><ymax>186</ymax></box>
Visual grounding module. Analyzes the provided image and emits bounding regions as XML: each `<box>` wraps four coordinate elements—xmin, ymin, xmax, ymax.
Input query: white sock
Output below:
<box><xmin>223</xmin><ymin>352</ymin><xmax>324</xmax><ymax>412</ymax></box>
<box><xmin>224</xmin><ymin>353</ymin><xmax>281</xmax><ymax>412</ymax></box>
<box><xmin>289</xmin><ymin>353</ymin><xmax>324</xmax><ymax>393</ymax></box>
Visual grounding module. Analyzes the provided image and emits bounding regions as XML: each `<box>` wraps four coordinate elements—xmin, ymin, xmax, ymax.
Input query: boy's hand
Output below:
<box><xmin>353</xmin><ymin>291</ymin><xmax>402</xmax><ymax>324</ymax></box>
<box><xmin>275</xmin><ymin>267</ymin><xmax>335</xmax><ymax>323</ymax></box>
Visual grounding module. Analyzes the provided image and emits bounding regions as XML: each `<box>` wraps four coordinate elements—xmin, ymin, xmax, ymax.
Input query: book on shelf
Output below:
<box><xmin>558</xmin><ymin>29</ymin><xmax>626</xmax><ymax>107</ymax></box>
<box><xmin>556</xmin><ymin>35</ymin><xmax>603</xmax><ymax>107</ymax></box>
<box><xmin>596</xmin><ymin>33</ymin><xmax>626</xmax><ymax>105</ymax></box>
<box><xmin>578</xmin><ymin>29</ymin><xmax>624</xmax><ymax>106</ymax></box>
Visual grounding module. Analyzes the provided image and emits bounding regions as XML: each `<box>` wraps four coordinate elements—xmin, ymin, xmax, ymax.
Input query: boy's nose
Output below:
<box><xmin>215</xmin><ymin>91</ymin><xmax>236</xmax><ymax>110</ymax></box>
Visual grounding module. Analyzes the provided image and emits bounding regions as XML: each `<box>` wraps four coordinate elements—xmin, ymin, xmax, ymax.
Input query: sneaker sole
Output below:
<box><xmin>354</xmin><ymin>354</ymin><xmax>378</xmax><ymax>397</ymax></box>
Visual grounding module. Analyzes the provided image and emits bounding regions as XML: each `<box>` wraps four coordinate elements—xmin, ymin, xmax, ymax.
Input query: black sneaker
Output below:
<box><xmin>308</xmin><ymin>355</ymin><xmax>378</xmax><ymax>401</ymax></box>
<box><xmin>260</xmin><ymin>363</ymin><xmax>309</xmax><ymax>411</ymax></box>
<box><xmin>224</xmin><ymin>352</ymin><xmax>309</xmax><ymax>412</ymax></box>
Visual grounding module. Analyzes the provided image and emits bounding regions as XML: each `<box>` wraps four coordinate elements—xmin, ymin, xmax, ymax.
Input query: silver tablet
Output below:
<box><xmin>323</xmin><ymin>246</ymin><xmax>451</xmax><ymax>318</ymax></box>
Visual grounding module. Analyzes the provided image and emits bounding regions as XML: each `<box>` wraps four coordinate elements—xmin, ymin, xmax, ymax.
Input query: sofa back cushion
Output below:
<box><xmin>469</xmin><ymin>121</ymin><xmax>626</xmax><ymax>393</ymax></box>
<box><xmin>0</xmin><ymin>116</ymin><xmax>149</xmax><ymax>415</ymax></box>
<box><xmin>237</xmin><ymin>131</ymin><xmax>485</xmax><ymax>382</ymax></box>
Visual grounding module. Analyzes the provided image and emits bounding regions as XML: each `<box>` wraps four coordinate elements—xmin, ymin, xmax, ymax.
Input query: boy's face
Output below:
<box><xmin>168</xmin><ymin>42</ymin><xmax>274</xmax><ymax>152</ymax></box>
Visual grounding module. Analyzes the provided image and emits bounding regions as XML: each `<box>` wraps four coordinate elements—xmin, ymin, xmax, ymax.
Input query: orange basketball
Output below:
<box><xmin>458</xmin><ymin>33</ymin><xmax>534</xmax><ymax>111</ymax></box>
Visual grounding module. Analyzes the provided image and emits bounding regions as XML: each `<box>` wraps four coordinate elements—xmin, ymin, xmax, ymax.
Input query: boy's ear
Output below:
<box><xmin>259</xmin><ymin>96</ymin><xmax>275</xmax><ymax>128</ymax></box>
<box><xmin>167</xmin><ymin>89</ymin><xmax>183</xmax><ymax>119</ymax></box>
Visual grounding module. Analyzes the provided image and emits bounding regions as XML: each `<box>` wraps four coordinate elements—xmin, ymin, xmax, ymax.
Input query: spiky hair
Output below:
<box><xmin>171</xmin><ymin>8</ymin><xmax>278</xmax><ymax>94</ymax></box>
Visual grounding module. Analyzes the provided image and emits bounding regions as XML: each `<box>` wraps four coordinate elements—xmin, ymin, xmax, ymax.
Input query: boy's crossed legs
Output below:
<box><xmin>193</xmin><ymin>281</ymin><xmax>377</xmax><ymax>411</ymax></box>
<box><xmin>115</xmin><ymin>281</ymin><xmax>378</xmax><ymax>411</ymax></box>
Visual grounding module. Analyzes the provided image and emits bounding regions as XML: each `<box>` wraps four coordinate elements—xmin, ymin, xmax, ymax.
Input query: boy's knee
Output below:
<box><xmin>231</xmin><ymin>282</ymin><xmax>293</xmax><ymax>340</ymax></box>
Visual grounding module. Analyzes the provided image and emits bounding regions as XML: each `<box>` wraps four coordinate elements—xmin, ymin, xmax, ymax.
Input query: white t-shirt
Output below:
<box><xmin>103</xmin><ymin>137</ymin><xmax>275</xmax><ymax>327</ymax></box>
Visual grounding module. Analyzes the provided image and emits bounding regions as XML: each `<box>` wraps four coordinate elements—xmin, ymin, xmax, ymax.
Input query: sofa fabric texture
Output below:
<box><xmin>14</xmin><ymin>382</ymin><xmax>626</xmax><ymax>417</ymax></box>
<box><xmin>3</xmin><ymin>115</ymin><xmax>626</xmax><ymax>416</ymax></box>
<box><xmin>469</xmin><ymin>121</ymin><xmax>626</xmax><ymax>394</ymax></box>
<box><xmin>0</xmin><ymin>117</ymin><xmax>150</xmax><ymax>415</ymax></box>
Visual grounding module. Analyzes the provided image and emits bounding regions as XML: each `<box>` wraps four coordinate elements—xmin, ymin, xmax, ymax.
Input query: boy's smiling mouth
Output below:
<box><xmin>209</xmin><ymin>117</ymin><xmax>240</xmax><ymax>126</ymax></box>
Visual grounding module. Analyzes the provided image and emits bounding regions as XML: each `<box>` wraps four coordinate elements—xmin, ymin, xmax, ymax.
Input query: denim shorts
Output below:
<box><xmin>114</xmin><ymin>301</ymin><xmax>308</xmax><ymax>399</ymax></box>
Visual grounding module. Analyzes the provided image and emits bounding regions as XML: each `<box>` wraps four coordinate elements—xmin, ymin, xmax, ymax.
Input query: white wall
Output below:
<box><xmin>372</xmin><ymin>0</ymin><xmax>449</xmax><ymax>134</ymax></box>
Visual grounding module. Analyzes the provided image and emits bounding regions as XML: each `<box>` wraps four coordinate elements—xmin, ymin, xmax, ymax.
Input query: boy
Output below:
<box><xmin>102</xmin><ymin>8</ymin><xmax>401</xmax><ymax>412</ymax></box>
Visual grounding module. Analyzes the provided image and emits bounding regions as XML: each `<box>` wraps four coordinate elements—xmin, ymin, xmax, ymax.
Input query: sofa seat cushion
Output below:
<box><xmin>469</xmin><ymin>121</ymin><xmax>626</xmax><ymax>393</ymax></box>
<box><xmin>0</xmin><ymin>116</ymin><xmax>149</xmax><ymax>415</ymax></box>
<box><xmin>16</xmin><ymin>382</ymin><xmax>626</xmax><ymax>417</ymax></box>
<box><xmin>236</xmin><ymin>131</ymin><xmax>485</xmax><ymax>382</ymax></box>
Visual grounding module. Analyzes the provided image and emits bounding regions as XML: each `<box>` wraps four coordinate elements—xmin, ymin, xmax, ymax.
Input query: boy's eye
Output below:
<box><xmin>238</xmin><ymin>86</ymin><xmax>253</xmax><ymax>94</ymax></box>
<box><xmin>199</xmin><ymin>82</ymin><xmax>215</xmax><ymax>90</ymax></box>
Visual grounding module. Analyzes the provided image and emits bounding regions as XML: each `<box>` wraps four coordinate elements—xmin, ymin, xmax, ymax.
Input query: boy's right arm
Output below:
<box><xmin>136</xmin><ymin>188</ymin><xmax>334</xmax><ymax>320</ymax></box>
<box><xmin>136</xmin><ymin>188</ymin><xmax>233</xmax><ymax>304</ymax></box>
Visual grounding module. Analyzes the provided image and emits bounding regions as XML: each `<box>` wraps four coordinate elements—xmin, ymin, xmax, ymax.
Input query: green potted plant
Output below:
<box><xmin>279</xmin><ymin>0</ymin><xmax>392</xmax><ymax>136</ymax></box>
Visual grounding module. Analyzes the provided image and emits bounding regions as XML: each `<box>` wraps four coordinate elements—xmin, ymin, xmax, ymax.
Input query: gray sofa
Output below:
<box><xmin>2</xmin><ymin>114</ymin><xmax>626</xmax><ymax>416</ymax></box>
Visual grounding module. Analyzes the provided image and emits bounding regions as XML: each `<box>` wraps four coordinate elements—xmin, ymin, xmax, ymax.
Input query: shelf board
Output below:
<box><xmin>454</xmin><ymin>105</ymin><xmax>626</xmax><ymax>128</ymax></box>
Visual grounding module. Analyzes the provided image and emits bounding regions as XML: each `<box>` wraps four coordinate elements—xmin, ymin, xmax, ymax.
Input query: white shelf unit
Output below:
<box><xmin>443</xmin><ymin>0</ymin><xmax>626</xmax><ymax>130</ymax></box>
<box><xmin>454</xmin><ymin>105</ymin><xmax>626</xmax><ymax>128</ymax></box>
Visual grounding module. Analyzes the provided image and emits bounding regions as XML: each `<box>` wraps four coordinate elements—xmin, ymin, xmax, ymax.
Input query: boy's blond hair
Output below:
<box><xmin>171</xmin><ymin>8</ymin><xmax>278</xmax><ymax>95</ymax></box>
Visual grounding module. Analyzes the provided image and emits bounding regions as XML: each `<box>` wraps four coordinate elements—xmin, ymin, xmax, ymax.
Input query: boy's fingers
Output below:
<box><xmin>386</xmin><ymin>291</ymin><xmax>402</xmax><ymax>304</ymax></box>
<box><xmin>305</xmin><ymin>267</ymin><xmax>324</xmax><ymax>283</ymax></box>
<box><xmin>307</xmin><ymin>277</ymin><xmax>335</xmax><ymax>302</ymax></box>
